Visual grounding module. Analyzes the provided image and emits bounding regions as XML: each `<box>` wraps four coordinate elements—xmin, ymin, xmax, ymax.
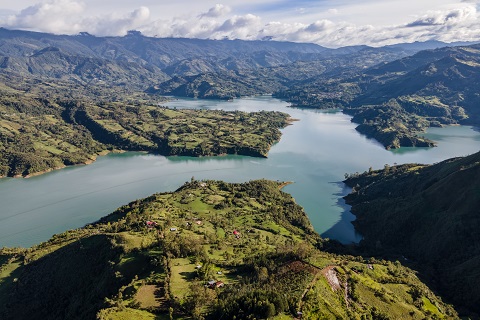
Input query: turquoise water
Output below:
<box><xmin>1</xmin><ymin>96</ymin><xmax>479</xmax><ymax>248</ymax></box>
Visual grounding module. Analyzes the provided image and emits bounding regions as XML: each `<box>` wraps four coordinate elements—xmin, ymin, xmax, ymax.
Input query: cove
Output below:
<box><xmin>1</xmin><ymin>96</ymin><xmax>479</xmax><ymax>248</ymax></box>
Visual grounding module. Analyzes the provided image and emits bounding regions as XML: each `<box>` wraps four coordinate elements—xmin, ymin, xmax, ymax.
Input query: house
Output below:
<box><xmin>146</xmin><ymin>221</ymin><xmax>157</xmax><ymax>228</ymax></box>
<box><xmin>233</xmin><ymin>230</ymin><xmax>240</xmax><ymax>238</ymax></box>
<box><xmin>170</xmin><ymin>227</ymin><xmax>177</xmax><ymax>232</ymax></box>
<box><xmin>195</xmin><ymin>220</ymin><xmax>202</xmax><ymax>225</ymax></box>
<box><xmin>206</xmin><ymin>280</ymin><xmax>225</xmax><ymax>289</ymax></box>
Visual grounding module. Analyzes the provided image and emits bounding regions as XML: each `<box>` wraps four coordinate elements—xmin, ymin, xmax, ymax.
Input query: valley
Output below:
<box><xmin>0</xmin><ymin>26</ymin><xmax>479</xmax><ymax>318</ymax></box>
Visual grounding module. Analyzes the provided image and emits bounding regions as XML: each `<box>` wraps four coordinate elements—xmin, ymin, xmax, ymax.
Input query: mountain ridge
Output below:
<box><xmin>344</xmin><ymin>151</ymin><xmax>480</xmax><ymax>315</ymax></box>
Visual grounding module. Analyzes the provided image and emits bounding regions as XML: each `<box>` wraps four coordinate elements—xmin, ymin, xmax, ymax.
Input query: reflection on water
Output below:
<box><xmin>1</xmin><ymin>96</ymin><xmax>479</xmax><ymax>247</ymax></box>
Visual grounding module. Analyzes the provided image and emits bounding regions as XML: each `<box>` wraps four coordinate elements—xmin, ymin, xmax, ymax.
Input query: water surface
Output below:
<box><xmin>1</xmin><ymin>96</ymin><xmax>479</xmax><ymax>247</ymax></box>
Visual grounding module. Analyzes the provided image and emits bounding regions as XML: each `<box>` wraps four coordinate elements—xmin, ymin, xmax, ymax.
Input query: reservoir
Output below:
<box><xmin>1</xmin><ymin>96</ymin><xmax>479</xmax><ymax>248</ymax></box>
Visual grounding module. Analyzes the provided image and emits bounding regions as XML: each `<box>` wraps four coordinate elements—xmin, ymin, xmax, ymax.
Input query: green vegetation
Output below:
<box><xmin>344</xmin><ymin>151</ymin><xmax>480</xmax><ymax>316</ymax></box>
<box><xmin>0</xmin><ymin>180</ymin><xmax>457</xmax><ymax>319</ymax></box>
<box><xmin>276</xmin><ymin>45</ymin><xmax>480</xmax><ymax>149</ymax></box>
<box><xmin>148</xmin><ymin>71</ymin><xmax>287</xmax><ymax>100</ymax></box>
<box><xmin>78</xmin><ymin>103</ymin><xmax>289</xmax><ymax>158</ymax></box>
<box><xmin>0</xmin><ymin>77</ymin><xmax>289</xmax><ymax>177</ymax></box>
<box><xmin>1</xmin><ymin>27</ymin><xmax>478</xmax><ymax>318</ymax></box>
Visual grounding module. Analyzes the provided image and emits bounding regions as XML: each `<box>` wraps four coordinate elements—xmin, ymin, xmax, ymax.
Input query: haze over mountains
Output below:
<box><xmin>1</xmin><ymin>28</ymin><xmax>476</xmax><ymax>83</ymax></box>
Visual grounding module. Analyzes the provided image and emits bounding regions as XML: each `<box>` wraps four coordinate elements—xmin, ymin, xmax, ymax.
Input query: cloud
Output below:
<box><xmin>406</xmin><ymin>5</ymin><xmax>476</xmax><ymax>27</ymax></box>
<box><xmin>1</xmin><ymin>0</ymin><xmax>151</xmax><ymax>35</ymax></box>
<box><xmin>305</xmin><ymin>20</ymin><xmax>335</xmax><ymax>32</ymax></box>
<box><xmin>327</xmin><ymin>9</ymin><xmax>339</xmax><ymax>15</ymax></box>
<box><xmin>3</xmin><ymin>0</ymin><xmax>85</xmax><ymax>33</ymax></box>
<box><xmin>216</xmin><ymin>15</ymin><xmax>253</xmax><ymax>32</ymax></box>
<box><xmin>87</xmin><ymin>6</ymin><xmax>150</xmax><ymax>36</ymax></box>
<box><xmin>1</xmin><ymin>1</ymin><xmax>480</xmax><ymax>47</ymax></box>
<box><xmin>199</xmin><ymin>4</ymin><xmax>231</xmax><ymax>18</ymax></box>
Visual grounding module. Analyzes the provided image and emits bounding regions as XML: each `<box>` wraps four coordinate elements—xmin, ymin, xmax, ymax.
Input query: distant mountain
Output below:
<box><xmin>344</xmin><ymin>151</ymin><xmax>480</xmax><ymax>315</ymax></box>
<box><xmin>355</xmin><ymin>44</ymin><xmax>480</xmax><ymax>123</ymax></box>
<box><xmin>154</xmin><ymin>46</ymin><xmax>415</xmax><ymax>100</ymax></box>
<box><xmin>0</xmin><ymin>28</ymin><xmax>330</xmax><ymax>74</ymax></box>
<box><xmin>0</xmin><ymin>46</ymin><xmax>168</xmax><ymax>87</ymax></box>
<box><xmin>147</xmin><ymin>71</ymin><xmax>288</xmax><ymax>99</ymax></box>
<box><xmin>2</xmin><ymin>27</ymin><xmax>480</xmax><ymax>150</ymax></box>
<box><xmin>0</xmin><ymin>27</ymin><xmax>452</xmax><ymax>81</ymax></box>
<box><xmin>384</xmin><ymin>40</ymin><xmax>480</xmax><ymax>54</ymax></box>
<box><xmin>274</xmin><ymin>43</ymin><xmax>480</xmax><ymax>149</ymax></box>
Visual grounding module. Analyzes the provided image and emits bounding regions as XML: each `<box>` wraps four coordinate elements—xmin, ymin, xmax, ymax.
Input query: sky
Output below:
<box><xmin>0</xmin><ymin>0</ymin><xmax>480</xmax><ymax>47</ymax></box>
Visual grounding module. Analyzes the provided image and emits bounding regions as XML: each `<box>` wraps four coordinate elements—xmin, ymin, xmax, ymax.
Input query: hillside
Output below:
<box><xmin>0</xmin><ymin>28</ymin><xmax>328</xmax><ymax>76</ymax></box>
<box><xmin>344</xmin><ymin>151</ymin><xmax>480</xmax><ymax>315</ymax></box>
<box><xmin>0</xmin><ymin>28</ymin><xmax>414</xmax><ymax>92</ymax></box>
<box><xmin>0</xmin><ymin>180</ymin><xmax>457</xmax><ymax>319</ymax></box>
<box><xmin>277</xmin><ymin>44</ymin><xmax>480</xmax><ymax>149</ymax></box>
<box><xmin>0</xmin><ymin>46</ymin><xmax>169</xmax><ymax>88</ymax></box>
<box><xmin>0</xmin><ymin>78</ymin><xmax>289</xmax><ymax>177</ymax></box>
<box><xmin>4</xmin><ymin>27</ymin><xmax>472</xmax><ymax>151</ymax></box>
<box><xmin>3</xmin><ymin>28</ymin><xmax>480</xmax><ymax>151</ymax></box>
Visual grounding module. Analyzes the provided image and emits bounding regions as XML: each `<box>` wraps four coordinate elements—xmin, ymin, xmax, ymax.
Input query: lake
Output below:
<box><xmin>1</xmin><ymin>96</ymin><xmax>479</xmax><ymax>248</ymax></box>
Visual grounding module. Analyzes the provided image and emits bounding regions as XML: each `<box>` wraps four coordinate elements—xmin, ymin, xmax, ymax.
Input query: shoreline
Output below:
<box><xmin>3</xmin><ymin>142</ymin><xmax>281</xmax><ymax>179</ymax></box>
<box><xmin>278</xmin><ymin>181</ymin><xmax>294</xmax><ymax>190</ymax></box>
<box><xmin>13</xmin><ymin>149</ymin><xmax>127</xmax><ymax>179</ymax></box>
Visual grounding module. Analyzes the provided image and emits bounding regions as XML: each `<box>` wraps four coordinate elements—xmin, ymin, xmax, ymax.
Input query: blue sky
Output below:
<box><xmin>0</xmin><ymin>0</ymin><xmax>479</xmax><ymax>47</ymax></box>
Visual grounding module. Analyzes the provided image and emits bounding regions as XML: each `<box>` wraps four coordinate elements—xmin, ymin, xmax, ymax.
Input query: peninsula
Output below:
<box><xmin>0</xmin><ymin>180</ymin><xmax>457</xmax><ymax>319</ymax></box>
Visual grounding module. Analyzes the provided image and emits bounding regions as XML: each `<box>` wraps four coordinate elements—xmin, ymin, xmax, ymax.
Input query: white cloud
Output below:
<box><xmin>87</xmin><ymin>6</ymin><xmax>151</xmax><ymax>36</ymax></box>
<box><xmin>1</xmin><ymin>0</ymin><xmax>151</xmax><ymax>35</ymax></box>
<box><xmin>406</xmin><ymin>5</ymin><xmax>476</xmax><ymax>27</ymax></box>
<box><xmin>1</xmin><ymin>1</ymin><xmax>480</xmax><ymax>47</ymax></box>
<box><xmin>3</xmin><ymin>0</ymin><xmax>84</xmax><ymax>33</ymax></box>
<box><xmin>199</xmin><ymin>4</ymin><xmax>231</xmax><ymax>18</ymax></box>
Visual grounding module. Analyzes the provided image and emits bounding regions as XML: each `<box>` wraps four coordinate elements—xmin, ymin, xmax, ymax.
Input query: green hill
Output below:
<box><xmin>274</xmin><ymin>44</ymin><xmax>480</xmax><ymax>149</ymax></box>
<box><xmin>344</xmin><ymin>151</ymin><xmax>480</xmax><ymax>315</ymax></box>
<box><xmin>0</xmin><ymin>78</ymin><xmax>289</xmax><ymax>177</ymax></box>
<box><xmin>0</xmin><ymin>180</ymin><xmax>457</xmax><ymax>319</ymax></box>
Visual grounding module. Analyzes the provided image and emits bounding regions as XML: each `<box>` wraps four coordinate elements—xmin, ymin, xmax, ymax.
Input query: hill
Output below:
<box><xmin>344</xmin><ymin>151</ymin><xmax>480</xmax><ymax>315</ymax></box>
<box><xmin>277</xmin><ymin>44</ymin><xmax>480</xmax><ymax>149</ymax></box>
<box><xmin>0</xmin><ymin>77</ymin><xmax>289</xmax><ymax>177</ymax></box>
<box><xmin>0</xmin><ymin>179</ymin><xmax>457</xmax><ymax>319</ymax></box>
